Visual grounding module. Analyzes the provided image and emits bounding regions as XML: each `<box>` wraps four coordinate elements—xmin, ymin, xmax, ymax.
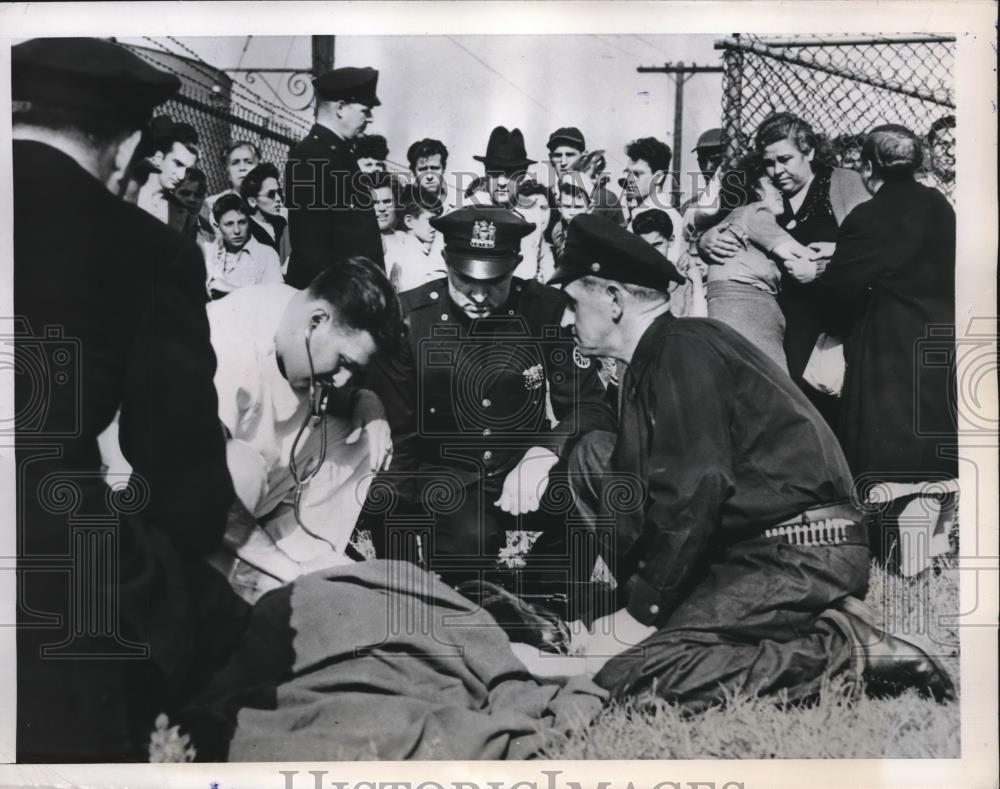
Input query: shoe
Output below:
<box><xmin>456</xmin><ymin>579</ymin><xmax>571</xmax><ymax>654</ymax></box>
<box><xmin>828</xmin><ymin>597</ymin><xmax>956</xmax><ymax>703</ymax></box>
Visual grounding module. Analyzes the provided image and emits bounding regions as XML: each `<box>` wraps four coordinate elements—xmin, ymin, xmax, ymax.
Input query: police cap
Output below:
<box><xmin>314</xmin><ymin>67</ymin><xmax>381</xmax><ymax>107</ymax></box>
<box><xmin>12</xmin><ymin>37</ymin><xmax>180</xmax><ymax>131</ymax></box>
<box><xmin>551</xmin><ymin>213</ymin><xmax>685</xmax><ymax>291</ymax></box>
<box><xmin>431</xmin><ymin>206</ymin><xmax>535</xmax><ymax>280</ymax></box>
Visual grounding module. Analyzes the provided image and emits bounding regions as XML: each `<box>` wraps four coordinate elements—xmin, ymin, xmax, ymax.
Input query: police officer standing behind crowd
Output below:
<box><xmin>285</xmin><ymin>67</ymin><xmax>386</xmax><ymax>287</ymax></box>
<box><xmin>365</xmin><ymin>206</ymin><xmax>614</xmax><ymax>591</ymax></box>
<box><xmin>12</xmin><ymin>38</ymin><xmax>248</xmax><ymax>760</ymax></box>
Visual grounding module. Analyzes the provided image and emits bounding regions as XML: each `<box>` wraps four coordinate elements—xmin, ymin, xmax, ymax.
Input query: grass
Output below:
<box><xmin>542</xmin><ymin>558</ymin><xmax>961</xmax><ymax>759</ymax></box>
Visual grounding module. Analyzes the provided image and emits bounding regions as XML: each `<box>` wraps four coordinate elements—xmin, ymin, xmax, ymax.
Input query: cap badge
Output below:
<box><xmin>573</xmin><ymin>347</ymin><xmax>592</xmax><ymax>369</ymax></box>
<box><xmin>590</xmin><ymin>262</ymin><xmax>601</xmax><ymax>272</ymax></box>
<box><xmin>522</xmin><ymin>364</ymin><xmax>544</xmax><ymax>391</ymax></box>
<box><xmin>470</xmin><ymin>220</ymin><xmax>497</xmax><ymax>250</ymax></box>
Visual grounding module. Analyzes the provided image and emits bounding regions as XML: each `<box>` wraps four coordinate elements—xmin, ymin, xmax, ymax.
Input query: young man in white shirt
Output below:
<box><xmin>207</xmin><ymin>257</ymin><xmax>406</xmax><ymax>601</ymax></box>
<box><xmin>620</xmin><ymin>136</ymin><xmax>684</xmax><ymax>265</ymax></box>
<box><xmin>386</xmin><ymin>184</ymin><xmax>445</xmax><ymax>292</ymax></box>
<box><xmin>204</xmin><ymin>194</ymin><xmax>283</xmax><ymax>299</ymax></box>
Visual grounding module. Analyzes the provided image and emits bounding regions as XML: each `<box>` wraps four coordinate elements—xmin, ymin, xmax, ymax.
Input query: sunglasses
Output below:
<box><xmin>258</xmin><ymin>188</ymin><xmax>284</xmax><ymax>200</ymax></box>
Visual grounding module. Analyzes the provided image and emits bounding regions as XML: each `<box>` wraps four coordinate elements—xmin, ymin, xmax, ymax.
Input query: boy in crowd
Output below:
<box><xmin>173</xmin><ymin>166</ymin><xmax>217</xmax><ymax>245</ymax></box>
<box><xmin>632</xmin><ymin>208</ymin><xmax>706</xmax><ymax>318</ymax></box>
<box><xmin>205</xmin><ymin>193</ymin><xmax>283</xmax><ymax>299</ymax></box>
<box><xmin>386</xmin><ymin>184</ymin><xmax>445</xmax><ymax>292</ymax></box>
<box><xmin>369</xmin><ymin>170</ymin><xmax>404</xmax><ymax>257</ymax></box>
<box><xmin>620</xmin><ymin>136</ymin><xmax>683</xmax><ymax>264</ymax></box>
<box><xmin>356</xmin><ymin>133</ymin><xmax>390</xmax><ymax>173</ymax></box>
<box><xmin>241</xmin><ymin>162</ymin><xmax>291</xmax><ymax>270</ymax></box>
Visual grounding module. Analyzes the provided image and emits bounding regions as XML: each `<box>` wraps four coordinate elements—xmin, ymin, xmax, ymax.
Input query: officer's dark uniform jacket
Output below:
<box><xmin>366</xmin><ymin>277</ymin><xmax>614</xmax><ymax>561</ymax></box>
<box><xmin>285</xmin><ymin>122</ymin><xmax>385</xmax><ymax>288</ymax></box>
<box><xmin>14</xmin><ymin>141</ymin><xmax>245</xmax><ymax>760</ymax></box>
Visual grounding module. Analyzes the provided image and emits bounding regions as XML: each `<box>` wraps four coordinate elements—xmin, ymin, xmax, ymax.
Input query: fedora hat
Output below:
<box><xmin>473</xmin><ymin>126</ymin><xmax>536</xmax><ymax>172</ymax></box>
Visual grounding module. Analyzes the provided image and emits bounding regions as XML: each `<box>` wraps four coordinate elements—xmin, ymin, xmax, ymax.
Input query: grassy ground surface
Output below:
<box><xmin>542</xmin><ymin>559</ymin><xmax>961</xmax><ymax>759</ymax></box>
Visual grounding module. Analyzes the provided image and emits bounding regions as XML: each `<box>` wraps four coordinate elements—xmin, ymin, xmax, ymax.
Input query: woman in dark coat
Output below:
<box><xmin>820</xmin><ymin>124</ymin><xmax>956</xmax><ymax>484</ymax></box>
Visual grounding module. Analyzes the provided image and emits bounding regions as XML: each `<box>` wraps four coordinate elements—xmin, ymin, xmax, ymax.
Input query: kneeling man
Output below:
<box><xmin>208</xmin><ymin>258</ymin><xmax>405</xmax><ymax>601</ymax></box>
<box><xmin>551</xmin><ymin>214</ymin><xmax>954</xmax><ymax>708</ymax></box>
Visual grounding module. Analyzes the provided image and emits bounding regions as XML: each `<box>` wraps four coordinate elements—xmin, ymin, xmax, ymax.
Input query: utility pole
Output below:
<box><xmin>637</xmin><ymin>61</ymin><xmax>724</xmax><ymax>207</ymax></box>
<box><xmin>312</xmin><ymin>35</ymin><xmax>336</xmax><ymax>78</ymax></box>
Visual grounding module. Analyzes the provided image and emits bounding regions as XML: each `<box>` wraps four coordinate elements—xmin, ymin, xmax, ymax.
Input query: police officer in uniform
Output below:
<box><xmin>365</xmin><ymin>206</ymin><xmax>614</xmax><ymax>594</ymax></box>
<box><xmin>13</xmin><ymin>38</ymin><xmax>246</xmax><ymax>760</ymax></box>
<box><xmin>285</xmin><ymin>66</ymin><xmax>385</xmax><ymax>287</ymax></box>
<box><xmin>554</xmin><ymin>214</ymin><xmax>955</xmax><ymax>709</ymax></box>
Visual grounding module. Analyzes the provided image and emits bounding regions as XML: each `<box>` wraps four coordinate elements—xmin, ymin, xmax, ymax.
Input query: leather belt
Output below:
<box><xmin>763</xmin><ymin>502</ymin><xmax>867</xmax><ymax>547</ymax></box>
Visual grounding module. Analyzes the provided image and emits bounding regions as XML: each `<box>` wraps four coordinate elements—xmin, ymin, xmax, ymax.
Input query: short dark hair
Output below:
<box><xmin>182</xmin><ymin>166</ymin><xmax>208</xmax><ymax>190</ymax></box>
<box><xmin>355</xmin><ymin>134</ymin><xmax>389</xmax><ymax>161</ymax></box>
<box><xmin>221</xmin><ymin>140</ymin><xmax>262</xmax><ymax>165</ymax></box>
<box><xmin>862</xmin><ymin>124</ymin><xmax>923</xmax><ymax>180</ymax></box>
<box><xmin>212</xmin><ymin>192</ymin><xmax>249</xmax><ymax>222</ymax></box>
<box><xmin>406</xmin><ymin>138</ymin><xmax>449</xmax><ymax>172</ymax></box>
<box><xmin>240</xmin><ymin>162</ymin><xmax>281</xmax><ymax>203</ymax></box>
<box><xmin>307</xmin><ymin>257</ymin><xmax>407</xmax><ymax>357</ymax></box>
<box><xmin>754</xmin><ymin>112</ymin><xmax>835</xmax><ymax>169</ymax></box>
<box><xmin>630</xmin><ymin>208</ymin><xmax>674</xmax><ymax>240</ymax></box>
<box><xmin>398</xmin><ymin>183</ymin><xmax>443</xmax><ymax>222</ymax></box>
<box><xmin>558</xmin><ymin>179</ymin><xmax>592</xmax><ymax>203</ymax></box>
<box><xmin>150</xmin><ymin>119</ymin><xmax>199</xmax><ymax>157</ymax></box>
<box><xmin>625</xmin><ymin>137</ymin><xmax>672</xmax><ymax>174</ymax></box>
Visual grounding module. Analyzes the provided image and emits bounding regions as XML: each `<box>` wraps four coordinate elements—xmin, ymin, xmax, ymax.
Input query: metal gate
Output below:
<box><xmin>715</xmin><ymin>34</ymin><xmax>956</xmax><ymax>200</ymax></box>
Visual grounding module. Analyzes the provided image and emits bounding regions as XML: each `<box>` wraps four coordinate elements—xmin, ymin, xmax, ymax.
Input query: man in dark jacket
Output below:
<box><xmin>553</xmin><ymin>214</ymin><xmax>954</xmax><ymax>710</ymax></box>
<box><xmin>12</xmin><ymin>37</ymin><xmax>247</xmax><ymax>761</ymax></box>
<box><xmin>364</xmin><ymin>206</ymin><xmax>615</xmax><ymax>600</ymax></box>
<box><xmin>285</xmin><ymin>66</ymin><xmax>385</xmax><ymax>287</ymax></box>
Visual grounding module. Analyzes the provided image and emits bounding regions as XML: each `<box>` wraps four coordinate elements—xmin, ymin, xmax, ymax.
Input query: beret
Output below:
<box><xmin>12</xmin><ymin>37</ymin><xmax>180</xmax><ymax>130</ymax></box>
<box><xmin>431</xmin><ymin>205</ymin><xmax>535</xmax><ymax>280</ymax></box>
<box><xmin>314</xmin><ymin>66</ymin><xmax>381</xmax><ymax>107</ymax></box>
<box><xmin>547</xmin><ymin>127</ymin><xmax>586</xmax><ymax>152</ymax></box>
<box><xmin>551</xmin><ymin>213</ymin><xmax>685</xmax><ymax>290</ymax></box>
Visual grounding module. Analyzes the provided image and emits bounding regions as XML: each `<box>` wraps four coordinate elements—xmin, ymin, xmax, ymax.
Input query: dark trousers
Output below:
<box><xmin>569</xmin><ymin>429</ymin><xmax>871</xmax><ymax>710</ymax></box>
<box><xmin>778</xmin><ymin>283</ymin><xmax>841</xmax><ymax>428</ymax></box>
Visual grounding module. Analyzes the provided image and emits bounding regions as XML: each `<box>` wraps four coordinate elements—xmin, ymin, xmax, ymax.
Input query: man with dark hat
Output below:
<box><xmin>12</xmin><ymin>37</ymin><xmax>247</xmax><ymax>760</ymax></box>
<box><xmin>363</xmin><ymin>205</ymin><xmax>614</xmax><ymax>598</ymax></box>
<box><xmin>468</xmin><ymin>126</ymin><xmax>555</xmax><ymax>282</ymax></box>
<box><xmin>544</xmin><ymin>213</ymin><xmax>955</xmax><ymax>709</ymax></box>
<box><xmin>285</xmin><ymin>66</ymin><xmax>385</xmax><ymax>287</ymax></box>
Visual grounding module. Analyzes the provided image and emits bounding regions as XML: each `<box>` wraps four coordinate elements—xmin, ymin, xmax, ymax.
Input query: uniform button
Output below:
<box><xmin>482</xmin><ymin>428</ymin><xmax>491</xmax><ymax>437</ymax></box>
<box><xmin>483</xmin><ymin>450</ymin><xmax>493</xmax><ymax>460</ymax></box>
<box><xmin>482</xmin><ymin>398</ymin><xmax>492</xmax><ymax>407</ymax></box>
<box><xmin>430</xmin><ymin>291</ymin><xmax>439</xmax><ymax>300</ymax></box>
<box><xmin>441</xmin><ymin>313</ymin><xmax>449</xmax><ymax>321</ymax></box>
<box><xmin>649</xmin><ymin>604</ymin><xmax>660</xmax><ymax>615</ymax></box>
<box><xmin>637</xmin><ymin>560</ymin><xmax>646</xmax><ymax>569</ymax></box>
<box><xmin>429</xmin><ymin>407</ymin><xmax>436</xmax><ymax>414</ymax></box>
<box><xmin>508</xmin><ymin>310</ymin><xmax>515</xmax><ymax>316</ymax></box>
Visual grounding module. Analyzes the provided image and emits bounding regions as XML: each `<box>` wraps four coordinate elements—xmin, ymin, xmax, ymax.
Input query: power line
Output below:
<box><xmin>444</xmin><ymin>36</ymin><xmax>552</xmax><ymax>117</ymax></box>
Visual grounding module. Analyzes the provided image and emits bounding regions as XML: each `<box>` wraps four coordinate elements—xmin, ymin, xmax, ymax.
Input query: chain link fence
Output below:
<box><xmin>716</xmin><ymin>34</ymin><xmax>956</xmax><ymax>201</ymax></box>
<box><xmin>118</xmin><ymin>39</ymin><xmax>313</xmax><ymax>195</ymax></box>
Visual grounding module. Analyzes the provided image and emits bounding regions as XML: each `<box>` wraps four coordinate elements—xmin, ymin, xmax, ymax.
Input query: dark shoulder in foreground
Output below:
<box><xmin>399</xmin><ymin>277</ymin><xmax>450</xmax><ymax>312</ymax></box>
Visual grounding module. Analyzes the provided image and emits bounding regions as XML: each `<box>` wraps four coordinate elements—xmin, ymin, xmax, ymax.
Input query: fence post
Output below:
<box><xmin>721</xmin><ymin>43</ymin><xmax>744</xmax><ymax>167</ymax></box>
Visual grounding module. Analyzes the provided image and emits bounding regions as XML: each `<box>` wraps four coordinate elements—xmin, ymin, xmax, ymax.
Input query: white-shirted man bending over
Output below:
<box><xmin>206</xmin><ymin>258</ymin><xmax>406</xmax><ymax>601</ymax></box>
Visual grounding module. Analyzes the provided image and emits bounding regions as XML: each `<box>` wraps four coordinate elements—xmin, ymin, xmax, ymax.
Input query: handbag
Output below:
<box><xmin>802</xmin><ymin>332</ymin><xmax>846</xmax><ymax>396</ymax></box>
